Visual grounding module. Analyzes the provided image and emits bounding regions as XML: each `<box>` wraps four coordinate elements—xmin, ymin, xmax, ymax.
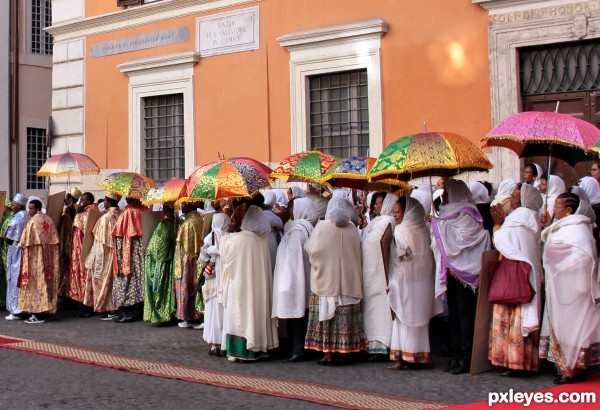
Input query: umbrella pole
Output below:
<box><xmin>544</xmin><ymin>143</ymin><xmax>552</xmax><ymax>212</ymax></box>
<box><xmin>429</xmin><ymin>175</ymin><xmax>435</xmax><ymax>216</ymax></box>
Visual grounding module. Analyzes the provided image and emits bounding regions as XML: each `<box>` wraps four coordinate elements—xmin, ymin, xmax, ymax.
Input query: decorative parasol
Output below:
<box><xmin>321</xmin><ymin>156</ymin><xmax>412</xmax><ymax>193</ymax></box>
<box><xmin>482</xmin><ymin>111</ymin><xmax>600</xmax><ymax>166</ymax></box>
<box><xmin>184</xmin><ymin>157</ymin><xmax>272</xmax><ymax>201</ymax></box>
<box><xmin>270</xmin><ymin>151</ymin><xmax>341</xmax><ymax>184</ymax></box>
<box><xmin>37</xmin><ymin>152</ymin><xmax>100</xmax><ymax>177</ymax></box>
<box><xmin>97</xmin><ymin>172</ymin><xmax>155</xmax><ymax>199</ymax></box>
<box><xmin>369</xmin><ymin>132</ymin><xmax>493</xmax><ymax>182</ymax></box>
<box><xmin>142</xmin><ymin>178</ymin><xmax>186</xmax><ymax>205</ymax></box>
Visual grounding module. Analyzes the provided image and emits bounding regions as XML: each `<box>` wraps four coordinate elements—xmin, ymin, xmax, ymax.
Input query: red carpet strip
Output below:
<box><xmin>439</xmin><ymin>373</ymin><xmax>599</xmax><ymax>409</ymax></box>
<box><xmin>0</xmin><ymin>334</ymin><xmax>446</xmax><ymax>410</ymax></box>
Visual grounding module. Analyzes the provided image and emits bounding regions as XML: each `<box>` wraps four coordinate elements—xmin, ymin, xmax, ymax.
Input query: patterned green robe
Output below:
<box><xmin>143</xmin><ymin>216</ymin><xmax>176</xmax><ymax>324</ymax></box>
<box><xmin>0</xmin><ymin>210</ymin><xmax>14</xmax><ymax>307</ymax></box>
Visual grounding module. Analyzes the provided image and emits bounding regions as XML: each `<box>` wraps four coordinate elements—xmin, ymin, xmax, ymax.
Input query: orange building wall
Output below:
<box><xmin>84</xmin><ymin>0</ymin><xmax>491</xmax><ymax>169</ymax></box>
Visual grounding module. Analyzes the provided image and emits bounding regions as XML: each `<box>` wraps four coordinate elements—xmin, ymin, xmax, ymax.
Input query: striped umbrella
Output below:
<box><xmin>37</xmin><ymin>152</ymin><xmax>100</xmax><ymax>177</ymax></box>
<box><xmin>183</xmin><ymin>157</ymin><xmax>272</xmax><ymax>201</ymax></box>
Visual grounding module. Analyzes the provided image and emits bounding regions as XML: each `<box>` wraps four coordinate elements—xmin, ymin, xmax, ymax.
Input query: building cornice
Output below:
<box><xmin>473</xmin><ymin>0</ymin><xmax>597</xmax><ymax>13</ymax></box>
<box><xmin>47</xmin><ymin>0</ymin><xmax>259</xmax><ymax>41</ymax></box>
<box><xmin>277</xmin><ymin>18</ymin><xmax>388</xmax><ymax>49</ymax></box>
<box><xmin>118</xmin><ymin>50</ymin><xmax>200</xmax><ymax>74</ymax></box>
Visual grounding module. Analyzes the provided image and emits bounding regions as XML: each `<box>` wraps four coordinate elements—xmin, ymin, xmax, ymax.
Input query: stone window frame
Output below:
<box><xmin>118</xmin><ymin>50</ymin><xmax>199</xmax><ymax>176</ymax></box>
<box><xmin>278</xmin><ymin>19</ymin><xmax>387</xmax><ymax>156</ymax></box>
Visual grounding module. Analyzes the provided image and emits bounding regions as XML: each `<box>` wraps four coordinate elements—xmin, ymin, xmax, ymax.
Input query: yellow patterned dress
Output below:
<box><xmin>17</xmin><ymin>212</ymin><xmax>60</xmax><ymax>314</ymax></box>
<box><xmin>83</xmin><ymin>207</ymin><xmax>121</xmax><ymax>312</ymax></box>
<box><xmin>68</xmin><ymin>204</ymin><xmax>98</xmax><ymax>302</ymax></box>
<box><xmin>174</xmin><ymin>211</ymin><xmax>203</xmax><ymax>321</ymax></box>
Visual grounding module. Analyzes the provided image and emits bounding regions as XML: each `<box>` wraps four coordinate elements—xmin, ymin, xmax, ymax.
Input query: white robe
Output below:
<box><xmin>493</xmin><ymin>207</ymin><xmax>543</xmax><ymax>336</ymax></box>
<box><xmin>220</xmin><ymin>230</ymin><xmax>278</xmax><ymax>352</ymax></box>
<box><xmin>5</xmin><ymin>210</ymin><xmax>29</xmax><ymax>315</ymax></box>
<box><xmin>272</xmin><ymin>220</ymin><xmax>312</xmax><ymax>319</ymax></box>
<box><xmin>361</xmin><ymin>215</ymin><xmax>394</xmax><ymax>351</ymax></box>
<box><xmin>200</xmin><ymin>228</ymin><xmax>227</xmax><ymax>345</ymax></box>
<box><xmin>542</xmin><ymin>214</ymin><xmax>600</xmax><ymax>376</ymax></box>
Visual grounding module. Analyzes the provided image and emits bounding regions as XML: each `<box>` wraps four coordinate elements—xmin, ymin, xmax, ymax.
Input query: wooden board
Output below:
<box><xmin>379</xmin><ymin>223</ymin><xmax>393</xmax><ymax>285</ymax></box>
<box><xmin>47</xmin><ymin>191</ymin><xmax>66</xmax><ymax>230</ymax></box>
<box><xmin>142</xmin><ymin>211</ymin><xmax>163</xmax><ymax>248</ymax></box>
<box><xmin>80</xmin><ymin>209</ymin><xmax>103</xmax><ymax>262</ymax></box>
<box><xmin>0</xmin><ymin>191</ymin><xmax>6</xmax><ymax>217</ymax></box>
<box><xmin>470</xmin><ymin>249</ymin><xmax>499</xmax><ymax>375</ymax></box>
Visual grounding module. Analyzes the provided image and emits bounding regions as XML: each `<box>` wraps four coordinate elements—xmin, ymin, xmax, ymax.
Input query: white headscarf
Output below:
<box><xmin>290</xmin><ymin>186</ymin><xmax>305</xmax><ymax>200</ymax></box>
<box><xmin>571</xmin><ymin>186</ymin><xmax>591</xmax><ymax>204</ymax></box>
<box><xmin>203</xmin><ymin>201</ymin><xmax>215</xmax><ymax>214</ymax></box>
<box><xmin>544</xmin><ymin>175</ymin><xmax>566</xmax><ymax>216</ymax></box>
<box><xmin>579</xmin><ymin>176</ymin><xmax>600</xmax><ymax>205</ymax></box>
<box><xmin>263</xmin><ymin>190</ymin><xmax>277</xmax><ymax>207</ymax></box>
<box><xmin>240</xmin><ymin>205</ymin><xmax>271</xmax><ymax>236</ymax></box>
<box><xmin>575</xmin><ymin>198</ymin><xmax>596</xmax><ymax>223</ymax></box>
<box><xmin>380</xmin><ymin>193</ymin><xmax>398</xmax><ymax>217</ymax></box>
<box><xmin>491</xmin><ymin>179</ymin><xmax>517</xmax><ymax>207</ymax></box>
<box><xmin>532</xmin><ymin>163</ymin><xmax>543</xmax><ymax>188</ymax></box>
<box><xmin>411</xmin><ymin>184</ymin><xmax>433</xmax><ymax>215</ymax></box>
<box><xmin>468</xmin><ymin>181</ymin><xmax>490</xmax><ymax>204</ymax></box>
<box><xmin>293</xmin><ymin>198</ymin><xmax>319</xmax><ymax>226</ymax></box>
<box><xmin>402</xmin><ymin>196</ymin><xmax>426</xmax><ymax>227</ymax></box>
<box><xmin>274</xmin><ymin>190</ymin><xmax>288</xmax><ymax>208</ymax></box>
<box><xmin>325</xmin><ymin>197</ymin><xmax>351</xmax><ymax>227</ymax></box>
<box><xmin>520</xmin><ymin>183</ymin><xmax>544</xmax><ymax>212</ymax></box>
<box><xmin>332</xmin><ymin>187</ymin><xmax>354</xmax><ymax>206</ymax></box>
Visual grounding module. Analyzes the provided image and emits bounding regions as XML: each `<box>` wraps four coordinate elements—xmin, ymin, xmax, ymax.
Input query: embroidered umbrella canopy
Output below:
<box><xmin>36</xmin><ymin>152</ymin><xmax>100</xmax><ymax>177</ymax></box>
<box><xmin>270</xmin><ymin>150</ymin><xmax>341</xmax><ymax>184</ymax></box>
<box><xmin>183</xmin><ymin>157</ymin><xmax>272</xmax><ymax>201</ymax></box>
<box><xmin>142</xmin><ymin>178</ymin><xmax>186</xmax><ymax>205</ymax></box>
<box><xmin>320</xmin><ymin>155</ymin><xmax>412</xmax><ymax>193</ymax></box>
<box><xmin>97</xmin><ymin>172</ymin><xmax>155</xmax><ymax>200</ymax></box>
<box><xmin>369</xmin><ymin>132</ymin><xmax>493</xmax><ymax>182</ymax></box>
<box><xmin>482</xmin><ymin>111</ymin><xmax>600</xmax><ymax>166</ymax></box>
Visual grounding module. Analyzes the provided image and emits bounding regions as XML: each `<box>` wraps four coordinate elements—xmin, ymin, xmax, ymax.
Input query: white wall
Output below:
<box><xmin>0</xmin><ymin>2</ymin><xmax>10</xmax><ymax>193</ymax></box>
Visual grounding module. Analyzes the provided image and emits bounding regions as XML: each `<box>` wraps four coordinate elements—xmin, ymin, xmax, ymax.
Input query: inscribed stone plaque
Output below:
<box><xmin>196</xmin><ymin>6</ymin><xmax>259</xmax><ymax>57</ymax></box>
<box><xmin>91</xmin><ymin>27</ymin><xmax>189</xmax><ymax>58</ymax></box>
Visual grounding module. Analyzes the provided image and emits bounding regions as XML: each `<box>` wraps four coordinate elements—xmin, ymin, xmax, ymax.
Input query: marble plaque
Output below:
<box><xmin>91</xmin><ymin>27</ymin><xmax>189</xmax><ymax>58</ymax></box>
<box><xmin>197</xmin><ymin>6</ymin><xmax>259</xmax><ymax>57</ymax></box>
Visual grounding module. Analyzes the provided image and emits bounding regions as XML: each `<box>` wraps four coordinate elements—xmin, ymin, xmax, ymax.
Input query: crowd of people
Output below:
<box><xmin>0</xmin><ymin>162</ymin><xmax>599</xmax><ymax>385</ymax></box>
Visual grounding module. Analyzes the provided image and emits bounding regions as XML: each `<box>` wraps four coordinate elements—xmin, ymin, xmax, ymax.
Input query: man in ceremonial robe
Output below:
<box><xmin>112</xmin><ymin>198</ymin><xmax>147</xmax><ymax>323</ymax></box>
<box><xmin>83</xmin><ymin>193</ymin><xmax>122</xmax><ymax>318</ymax></box>
<box><xmin>174</xmin><ymin>202</ymin><xmax>204</xmax><ymax>328</ymax></box>
<box><xmin>143</xmin><ymin>203</ymin><xmax>176</xmax><ymax>324</ymax></box>
<box><xmin>4</xmin><ymin>193</ymin><xmax>29</xmax><ymax>320</ymax></box>
<box><xmin>17</xmin><ymin>199</ymin><xmax>60</xmax><ymax>324</ymax></box>
<box><xmin>58</xmin><ymin>188</ymin><xmax>81</xmax><ymax>298</ymax></box>
<box><xmin>68</xmin><ymin>192</ymin><xmax>98</xmax><ymax>317</ymax></box>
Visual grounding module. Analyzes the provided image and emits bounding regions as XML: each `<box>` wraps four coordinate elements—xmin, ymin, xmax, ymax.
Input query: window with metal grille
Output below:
<box><xmin>520</xmin><ymin>40</ymin><xmax>600</xmax><ymax>96</ymax></box>
<box><xmin>309</xmin><ymin>69</ymin><xmax>369</xmax><ymax>158</ymax></box>
<box><xmin>31</xmin><ymin>0</ymin><xmax>52</xmax><ymax>55</ymax></box>
<box><xmin>26</xmin><ymin>127</ymin><xmax>47</xmax><ymax>190</ymax></box>
<box><xmin>143</xmin><ymin>94</ymin><xmax>185</xmax><ymax>182</ymax></box>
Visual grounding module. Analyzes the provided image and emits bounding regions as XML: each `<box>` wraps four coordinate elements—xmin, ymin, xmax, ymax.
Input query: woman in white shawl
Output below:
<box><xmin>542</xmin><ymin>175</ymin><xmax>566</xmax><ymax>219</ymax></box>
<box><xmin>388</xmin><ymin>197</ymin><xmax>435</xmax><ymax>370</ymax></box>
<box><xmin>361</xmin><ymin>193</ymin><xmax>397</xmax><ymax>359</ymax></box>
<box><xmin>431</xmin><ymin>179</ymin><xmax>491</xmax><ymax>374</ymax></box>
<box><xmin>411</xmin><ymin>184</ymin><xmax>433</xmax><ymax>216</ymax></box>
<box><xmin>489</xmin><ymin>183</ymin><xmax>544</xmax><ymax>376</ymax></box>
<box><xmin>523</xmin><ymin>163</ymin><xmax>543</xmax><ymax>188</ymax></box>
<box><xmin>491</xmin><ymin>179</ymin><xmax>517</xmax><ymax>216</ymax></box>
<box><xmin>220</xmin><ymin>205</ymin><xmax>279</xmax><ymax>362</ymax></box>
<box><xmin>304</xmin><ymin>197</ymin><xmax>367</xmax><ymax>365</ymax></box>
<box><xmin>272</xmin><ymin>198</ymin><xmax>319</xmax><ymax>361</ymax></box>
<box><xmin>199</xmin><ymin>212</ymin><xmax>230</xmax><ymax>356</ymax></box>
<box><xmin>540</xmin><ymin>192</ymin><xmax>600</xmax><ymax>384</ymax></box>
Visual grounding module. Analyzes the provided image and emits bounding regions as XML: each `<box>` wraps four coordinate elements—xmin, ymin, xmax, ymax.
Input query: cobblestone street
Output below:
<box><xmin>0</xmin><ymin>308</ymin><xmax>559</xmax><ymax>409</ymax></box>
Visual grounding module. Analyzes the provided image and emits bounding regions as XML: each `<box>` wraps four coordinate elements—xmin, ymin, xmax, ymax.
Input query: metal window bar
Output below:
<box><xmin>143</xmin><ymin>94</ymin><xmax>185</xmax><ymax>182</ymax></box>
<box><xmin>31</xmin><ymin>0</ymin><xmax>53</xmax><ymax>55</ymax></box>
<box><xmin>26</xmin><ymin>127</ymin><xmax>48</xmax><ymax>190</ymax></box>
<box><xmin>520</xmin><ymin>40</ymin><xmax>600</xmax><ymax>96</ymax></box>
<box><xmin>309</xmin><ymin>69</ymin><xmax>369</xmax><ymax>158</ymax></box>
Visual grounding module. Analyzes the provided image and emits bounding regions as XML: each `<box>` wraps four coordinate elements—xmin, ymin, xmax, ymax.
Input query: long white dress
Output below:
<box><xmin>220</xmin><ymin>206</ymin><xmax>278</xmax><ymax>360</ymax></box>
<box><xmin>388</xmin><ymin>197</ymin><xmax>435</xmax><ymax>363</ymax></box>
<box><xmin>361</xmin><ymin>193</ymin><xmax>397</xmax><ymax>354</ymax></box>
<box><xmin>541</xmin><ymin>213</ymin><xmax>600</xmax><ymax>378</ymax></box>
<box><xmin>200</xmin><ymin>213</ymin><xmax>229</xmax><ymax>346</ymax></box>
